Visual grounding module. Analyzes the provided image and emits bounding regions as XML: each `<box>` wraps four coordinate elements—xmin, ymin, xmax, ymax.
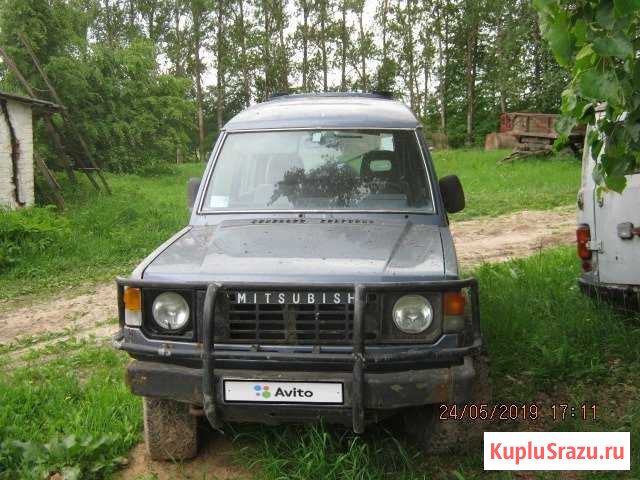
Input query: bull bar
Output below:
<box><xmin>115</xmin><ymin>277</ymin><xmax>481</xmax><ymax>433</ymax></box>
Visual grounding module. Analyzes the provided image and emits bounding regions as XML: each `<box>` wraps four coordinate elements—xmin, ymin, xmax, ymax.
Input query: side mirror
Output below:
<box><xmin>439</xmin><ymin>175</ymin><xmax>465</xmax><ymax>213</ymax></box>
<box><xmin>187</xmin><ymin>177</ymin><xmax>201</xmax><ymax>211</ymax></box>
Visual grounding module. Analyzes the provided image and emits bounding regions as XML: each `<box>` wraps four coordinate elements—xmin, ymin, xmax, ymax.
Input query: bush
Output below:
<box><xmin>0</xmin><ymin>207</ymin><xmax>69</xmax><ymax>271</ymax></box>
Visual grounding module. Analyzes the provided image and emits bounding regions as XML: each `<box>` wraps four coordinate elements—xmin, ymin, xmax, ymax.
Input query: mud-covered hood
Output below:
<box><xmin>142</xmin><ymin>219</ymin><xmax>447</xmax><ymax>283</ymax></box>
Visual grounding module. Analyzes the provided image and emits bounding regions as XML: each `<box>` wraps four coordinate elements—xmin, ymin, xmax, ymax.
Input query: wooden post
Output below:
<box><xmin>34</xmin><ymin>153</ymin><xmax>64</xmax><ymax>210</ymax></box>
<box><xmin>0</xmin><ymin>45</ymin><xmax>82</xmax><ymax>186</ymax></box>
<box><xmin>19</xmin><ymin>33</ymin><xmax>111</xmax><ymax>194</ymax></box>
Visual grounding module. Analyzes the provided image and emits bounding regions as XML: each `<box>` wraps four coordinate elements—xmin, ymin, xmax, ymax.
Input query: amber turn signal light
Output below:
<box><xmin>444</xmin><ymin>291</ymin><xmax>466</xmax><ymax>316</ymax></box>
<box><xmin>123</xmin><ymin>287</ymin><xmax>141</xmax><ymax>311</ymax></box>
<box><xmin>576</xmin><ymin>224</ymin><xmax>591</xmax><ymax>260</ymax></box>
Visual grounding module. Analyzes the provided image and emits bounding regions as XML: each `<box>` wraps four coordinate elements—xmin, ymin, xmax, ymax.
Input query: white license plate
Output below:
<box><xmin>223</xmin><ymin>380</ymin><xmax>343</xmax><ymax>404</ymax></box>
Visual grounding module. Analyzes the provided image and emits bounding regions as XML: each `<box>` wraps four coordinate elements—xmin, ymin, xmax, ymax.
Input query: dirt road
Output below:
<box><xmin>0</xmin><ymin>207</ymin><xmax>576</xmax><ymax>349</ymax></box>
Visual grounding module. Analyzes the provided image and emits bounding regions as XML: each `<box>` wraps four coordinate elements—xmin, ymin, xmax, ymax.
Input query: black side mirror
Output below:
<box><xmin>187</xmin><ymin>177</ymin><xmax>201</xmax><ymax>211</ymax></box>
<box><xmin>439</xmin><ymin>175</ymin><xmax>465</xmax><ymax>213</ymax></box>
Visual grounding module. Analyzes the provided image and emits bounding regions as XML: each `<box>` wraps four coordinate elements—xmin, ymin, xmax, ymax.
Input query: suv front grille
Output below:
<box><xmin>213</xmin><ymin>291</ymin><xmax>379</xmax><ymax>345</ymax></box>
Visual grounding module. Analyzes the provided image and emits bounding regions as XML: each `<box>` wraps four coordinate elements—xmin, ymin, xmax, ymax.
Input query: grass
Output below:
<box><xmin>431</xmin><ymin>149</ymin><xmax>581</xmax><ymax>220</ymax></box>
<box><xmin>1</xmin><ymin>247</ymin><xmax>637</xmax><ymax>479</ymax></box>
<box><xmin>0</xmin><ymin>149</ymin><xmax>581</xmax><ymax>304</ymax></box>
<box><xmin>0</xmin><ymin>343</ymin><xmax>140</xmax><ymax>479</ymax></box>
<box><xmin>0</xmin><ymin>162</ymin><xmax>206</xmax><ymax>301</ymax></box>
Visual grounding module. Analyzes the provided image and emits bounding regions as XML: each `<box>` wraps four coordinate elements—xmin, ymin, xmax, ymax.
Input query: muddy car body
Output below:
<box><xmin>113</xmin><ymin>93</ymin><xmax>485</xmax><ymax>459</ymax></box>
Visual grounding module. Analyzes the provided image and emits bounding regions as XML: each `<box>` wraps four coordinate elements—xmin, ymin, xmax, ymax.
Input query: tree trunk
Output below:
<box><xmin>423</xmin><ymin>62</ymin><xmax>429</xmax><ymax>117</ymax></box>
<box><xmin>262</xmin><ymin>1</ymin><xmax>273</xmax><ymax>99</ymax></box>
<box><xmin>382</xmin><ymin>0</ymin><xmax>389</xmax><ymax>61</ymax></box>
<box><xmin>319</xmin><ymin>0</ymin><xmax>328</xmax><ymax>92</ymax></box>
<box><xmin>302</xmin><ymin>0</ymin><xmax>309</xmax><ymax>92</ymax></box>
<box><xmin>191</xmin><ymin>1</ymin><xmax>205</xmax><ymax>161</ymax></box>
<box><xmin>340</xmin><ymin>0</ymin><xmax>347</xmax><ymax>91</ymax></box>
<box><xmin>277</xmin><ymin>6</ymin><xmax>288</xmax><ymax>92</ymax></box>
<box><xmin>129</xmin><ymin>0</ymin><xmax>135</xmax><ymax>29</ymax></box>
<box><xmin>174</xmin><ymin>0</ymin><xmax>183</xmax><ymax>76</ymax></box>
<box><xmin>216</xmin><ymin>0</ymin><xmax>225</xmax><ymax>132</ymax></box>
<box><xmin>239</xmin><ymin>0</ymin><xmax>251</xmax><ymax>106</ymax></box>
<box><xmin>407</xmin><ymin>0</ymin><xmax>416</xmax><ymax>112</ymax></box>
<box><xmin>358</xmin><ymin>7</ymin><xmax>367</xmax><ymax>91</ymax></box>
<box><xmin>436</xmin><ymin>1</ymin><xmax>447</xmax><ymax>133</ymax></box>
<box><xmin>465</xmin><ymin>11</ymin><xmax>478</xmax><ymax>146</ymax></box>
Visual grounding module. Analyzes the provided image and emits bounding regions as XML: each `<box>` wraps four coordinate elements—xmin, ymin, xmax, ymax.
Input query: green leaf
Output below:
<box><xmin>561</xmin><ymin>88</ymin><xmax>578</xmax><ymax>112</ymax></box>
<box><xmin>532</xmin><ymin>0</ymin><xmax>557</xmax><ymax>15</ymax></box>
<box><xmin>555</xmin><ymin>114</ymin><xmax>578</xmax><ymax>136</ymax></box>
<box><xmin>541</xmin><ymin>20</ymin><xmax>575</xmax><ymax>67</ymax></box>
<box><xmin>605</xmin><ymin>174</ymin><xmax>627</xmax><ymax>192</ymax></box>
<box><xmin>575</xmin><ymin>44</ymin><xmax>597</xmax><ymax>69</ymax></box>
<box><xmin>572</xmin><ymin>19</ymin><xmax>589</xmax><ymax>45</ymax></box>
<box><xmin>614</xmin><ymin>0</ymin><xmax>640</xmax><ymax>17</ymax></box>
<box><xmin>596</xmin><ymin>2</ymin><xmax>616</xmax><ymax>30</ymax></box>
<box><xmin>578</xmin><ymin>69</ymin><xmax>622</xmax><ymax>106</ymax></box>
<box><xmin>592</xmin><ymin>36</ymin><xmax>634</xmax><ymax>58</ymax></box>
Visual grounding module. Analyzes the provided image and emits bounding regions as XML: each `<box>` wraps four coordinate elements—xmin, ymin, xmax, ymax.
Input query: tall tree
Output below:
<box><xmin>297</xmin><ymin>0</ymin><xmax>312</xmax><ymax>91</ymax></box>
<box><xmin>189</xmin><ymin>0</ymin><xmax>208</xmax><ymax>160</ymax></box>
<box><xmin>315</xmin><ymin>0</ymin><xmax>330</xmax><ymax>91</ymax></box>
<box><xmin>237</xmin><ymin>0</ymin><xmax>252</xmax><ymax>106</ymax></box>
<box><xmin>215</xmin><ymin>0</ymin><xmax>226</xmax><ymax>131</ymax></box>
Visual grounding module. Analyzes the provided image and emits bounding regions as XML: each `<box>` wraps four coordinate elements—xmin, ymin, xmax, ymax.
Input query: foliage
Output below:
<box><xmin>0</xmin><ymin>206</ymin><xmax>69</xmax><ymax>271</ymax></box>
<box><xmin>0</xmin><ymin>345</ymin><xmax>139</xmax><ymax>479</ymax></box>
<box><xmin>0</xmin><ymin>435</ymin><xmax>126</xmax><ymax>480</ymax></box>
<box><xmin>534</xmin><ymin>0</ymin><xmax>640</xmax><ymax>192</ymax></box>
<box><xmin>235</xmin><ymin>247</ymin><xmax>639</xmax><ymax>479</ymax></box>
<box><xmin>432</xmin><ymin>149</ymin><xmax>580</xmax><ymax>220</ymax></box>
<box><xmin>0</xmin><ymin>150</ymin><xmax>581</xmax><ymax>302</ymax></box>
<box><xmin>0</xmin><ymin>163</ymin><xmax>204</xmax><ymax>301</ymax></box>
<box><xmin>0</xmin><ymin>0</ymin><xmax>195</xmax><ymax>173</ymax></box>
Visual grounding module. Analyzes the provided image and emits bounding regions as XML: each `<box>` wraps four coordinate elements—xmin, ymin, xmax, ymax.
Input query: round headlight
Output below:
<box><xmin>392</xmin><ymin>295</ymin><xmax>433</xmax><ymax>334</ymax></box>
<box><xmin>152</xmin><ymin>292</ymin><xmax>190</xmax><ymax>331</ymax></box>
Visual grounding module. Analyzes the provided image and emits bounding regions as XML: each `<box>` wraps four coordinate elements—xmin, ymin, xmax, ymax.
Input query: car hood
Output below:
<box><xmin>142</xmin><ymin>219</ymin><xmax>447</xmax><ymax>284</ymax></box>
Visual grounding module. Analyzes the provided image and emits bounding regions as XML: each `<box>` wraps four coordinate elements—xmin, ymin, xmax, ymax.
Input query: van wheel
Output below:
<box><xmin>403</xmin><ymin>354</ymin><xmax>491</xmax><ymax>454</ymax></box>
<box><xmin>143</xmin><ymin>397</ymin><xmax>198</xmax><ymax>460</ymax></box>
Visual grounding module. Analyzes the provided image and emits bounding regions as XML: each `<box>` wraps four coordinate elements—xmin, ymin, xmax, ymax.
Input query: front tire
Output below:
<box><xmin>402</xmin><ymin>354</ymin><xmax>492</xmax><ymax>454</ymax></box>
<box><xmin>143</xmin><ymin>397</ymin><xmax>198</xmax><ymax>460</ymax></box>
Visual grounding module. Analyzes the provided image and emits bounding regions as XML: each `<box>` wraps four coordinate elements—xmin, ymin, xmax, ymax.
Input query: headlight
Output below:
<box><xmin>392</xmin><ymin>295</ymin><xmax>433</xmax><ymax>334</ymax></box>
<box><xmin>152</xmin><ymin>292</ymin><xmax>190</xmax><ymax>331</ymax></box>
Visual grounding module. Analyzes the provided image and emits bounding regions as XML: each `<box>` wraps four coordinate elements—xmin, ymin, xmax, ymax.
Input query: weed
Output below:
<box><xmin>0</xmin><ymin>346</ymin><xmax>140</xmax><ymax>479</ymax></box>
<box><xmin>432</xmin><ymin>149</ymin><xmax>580</xmax><ymax>220</ymax></box>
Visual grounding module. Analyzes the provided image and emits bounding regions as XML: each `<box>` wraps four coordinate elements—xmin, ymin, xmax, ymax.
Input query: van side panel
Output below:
<box><xmin>595</xmin><ymin>172</ymin><xmax>640</xmax><ymax>285</ymax></box>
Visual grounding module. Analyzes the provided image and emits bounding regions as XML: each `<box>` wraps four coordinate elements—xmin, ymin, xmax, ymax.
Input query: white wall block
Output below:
<box><xmin>0</xmin><ymin>99</ymin><xmax>34</xmax><ymax>209</ymax></box>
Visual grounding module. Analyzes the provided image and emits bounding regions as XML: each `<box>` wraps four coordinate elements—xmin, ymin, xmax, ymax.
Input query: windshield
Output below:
<box><xmin>202</xmin><ymin>130</ymin><xmax>434</xmax><ymax>212</ymax></box>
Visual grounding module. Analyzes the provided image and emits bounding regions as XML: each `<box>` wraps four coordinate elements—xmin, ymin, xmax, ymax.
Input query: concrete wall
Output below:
<box><xmin>0</xmin><ymin>99</ymin><xmax>34</xmax><ymax>209</ymax></box>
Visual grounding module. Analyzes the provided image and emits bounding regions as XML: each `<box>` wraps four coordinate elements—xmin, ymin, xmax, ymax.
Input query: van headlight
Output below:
<box><xmin>392</xmin><ymin>295</ymin><xmax>433</xmax><ymax>334</ymax></box>
<box><xmin>152</xmin><ymin>292</ymin><xmax>190</xmax><ymax>331</ymax></box>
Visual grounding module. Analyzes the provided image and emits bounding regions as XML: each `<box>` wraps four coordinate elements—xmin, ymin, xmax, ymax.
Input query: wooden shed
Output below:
<box><xmin>0</xmin><ymin>91</ymin><xmax>60</xmax><ymax>209</ymax></box>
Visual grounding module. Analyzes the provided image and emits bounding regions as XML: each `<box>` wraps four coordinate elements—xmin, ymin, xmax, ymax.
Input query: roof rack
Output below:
<box><xmin>266</xmin><ymin>92</ymin><xmax>396</xmax><ymax>102</ymax></box>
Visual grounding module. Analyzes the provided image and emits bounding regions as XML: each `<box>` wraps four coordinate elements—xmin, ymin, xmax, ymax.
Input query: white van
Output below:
<box><xmin>577</xmin><ymin>121</ymin><xmax>640</xmax><ymax>310</ymax></box>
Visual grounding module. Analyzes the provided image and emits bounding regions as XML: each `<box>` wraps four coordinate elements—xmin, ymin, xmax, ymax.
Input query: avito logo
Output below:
<box><xmin>254</xmin><ymin>384</ymin><xmax>314</xmax><ymax>399</ymax></box>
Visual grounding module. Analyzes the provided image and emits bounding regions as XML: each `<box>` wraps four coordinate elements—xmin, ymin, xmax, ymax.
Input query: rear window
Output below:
<box><xmin>202</xmin><ymin>130</ymin><xmax>434</xmax><ymax>213</ymax></box>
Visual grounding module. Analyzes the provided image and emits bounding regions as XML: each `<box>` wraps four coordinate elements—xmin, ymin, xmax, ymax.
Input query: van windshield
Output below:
<box><xmin>202</xmin><ymin>130</ymin><xmax>434</xmax><ymax>212</ymax></box>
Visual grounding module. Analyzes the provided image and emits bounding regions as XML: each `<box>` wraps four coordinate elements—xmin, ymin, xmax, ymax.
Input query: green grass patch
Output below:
<box><xmin>432</xmin><ymin>149</ymin><xmax>581</xmax><ymax>220</ymax></box>
<box><xmin>0</xmin><ymin>248</ymin><xmax>636</xmax><ymax>478</ymax></box>
<box><xmin>0</xmin><ymin>345</ymin><xmax>140</xmax><ymax>479</ymax></box>
<box><xmin>0</xmin><ymin>162</ymin><xmax>205</xmax><ymax>301</ymax></box>
<box><xmin>233</xmin><ymin>247</ymin><xmax>639</xmax><ymax>480</ymax></box>
<box><xmin>0</xmin><ymin>149</ymin><xmax>581</xmax><ymax>303</ymax></box>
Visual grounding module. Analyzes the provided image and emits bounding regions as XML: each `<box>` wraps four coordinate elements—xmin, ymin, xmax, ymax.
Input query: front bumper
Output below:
<box><xmin>115</xmin><ymin>277</ymin><xmax>482</xmax><ymax>432</ymax></box>
<box><xmin>579</xmin><ymin>277</ymin><xmax>640</xmax><ymax>311</ymax></box>
<box><xmin>125</xmin><ymin>356</ymin><xmax>477</xmax><ymax>427</ymax></box>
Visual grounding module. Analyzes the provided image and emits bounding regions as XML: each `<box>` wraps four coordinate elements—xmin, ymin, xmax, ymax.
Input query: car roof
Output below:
<box><xmin>224</xmin><ymin>93</ymin><xmax>420</xmax><ymax>131</ymax></box>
